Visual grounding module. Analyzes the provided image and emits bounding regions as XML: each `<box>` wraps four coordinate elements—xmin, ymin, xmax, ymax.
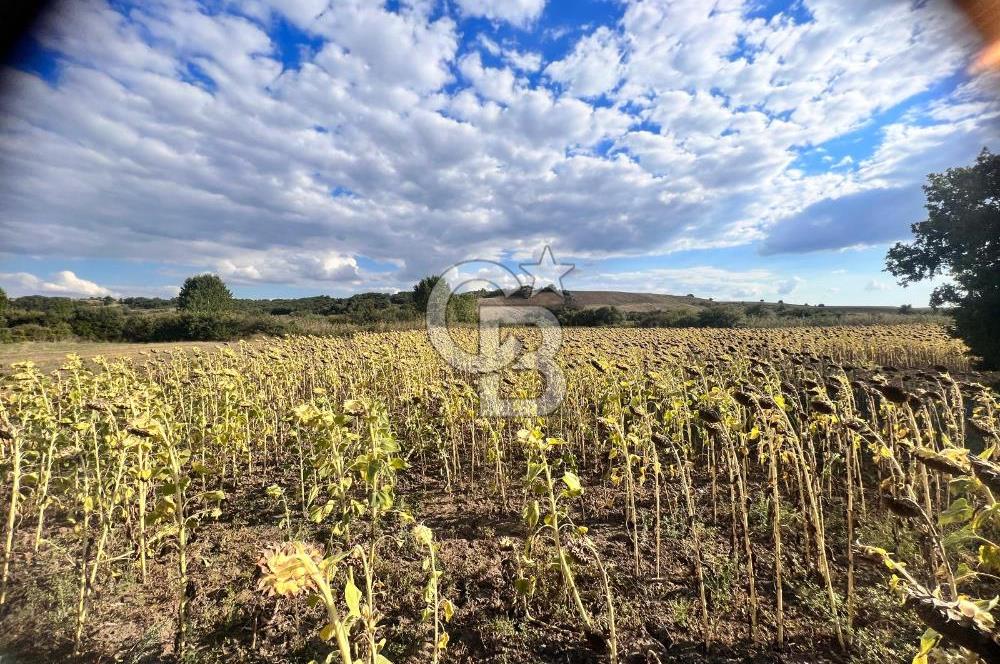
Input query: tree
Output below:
<box><xmin>0</xmin><ymin>286</ymin><xmax>7</xmax><ymax>319</ymax></box>
<box><xmin>886</xmin><ymin>148</ymin><xmax>1000</xmax><ymax>368</ymax></box>
<box><xmin>696</xmin><ymin>306</ymin><xmax>744</xmax><ymax>328</ymax></box>
<box><xmin>177</xmin><ymin>274</ymin><xmax>233</xmax><ymax>313</ymax></box>
<box><xmin>412</xmin><ymin>276</ymin><xmax>442</xmax><ymax>313</ymax></box>
<box><xmin>70</xmin><ymin>305</ymin><xmax>125</xmax><ymax>340</ymax></box>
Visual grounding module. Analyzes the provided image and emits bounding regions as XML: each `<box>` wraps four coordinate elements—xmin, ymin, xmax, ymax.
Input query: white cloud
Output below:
<box><xmin>545</xmin><ymin>26</ymin><xmax>622</xmax><ymax>98</ymax></box>
<box><xmin>0</xmin><ymin>0</ymin><xmax>995</xmax><ymax>297</ymax></box>
<box><xmin>865</xmin><ymin>279</ymin><xmax>892</xmax><ymax>292</ymax></box>
<box><xmin>454</xmin><ymin>0</ymin><xmax>547</xmax><ymax>26</ymax></box>
<box><xmin>575</xmin><ymin>266</ymin><xmax>797</xmax><ymax>301</ymax></box>
<box><xmin>0</xmin><ymin>271</ymin><xmax>116</xmax><ymax>297</ymax></box>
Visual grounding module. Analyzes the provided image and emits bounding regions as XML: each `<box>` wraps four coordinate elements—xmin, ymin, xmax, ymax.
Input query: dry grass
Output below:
<box><xmin>0</xmin><ymin>340</ymin><xmax>223</xmax><ymax>372</ymax></box>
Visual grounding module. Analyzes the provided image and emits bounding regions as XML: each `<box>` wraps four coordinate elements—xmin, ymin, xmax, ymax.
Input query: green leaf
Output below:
<box><xmin>514</xmin><ymin>576</ymin><xmax>536</xmax><ymax>596</ymax></box>
<box><xmin>939</xmin><ymin>498</ymin><xmax>973</xmax><ymax>527</ymax></box>
<box><xmin>912</xmin><ymin>628</ymin><xmax>940</xmax><ymax>664</ymax></box>
<box><xmin>980</xmin><ymin>543</ymin><xmax>1000</xmax><ymax>573</ymax></box>
<box><xmin>562</xmin><ymin>471</ymin><xmax>583</xmax><ymax>497</ymax></box>
<box><xmin>523</xmin><ymin>500</ymin><xmax>540</xmax><ymax>529</ymax></box>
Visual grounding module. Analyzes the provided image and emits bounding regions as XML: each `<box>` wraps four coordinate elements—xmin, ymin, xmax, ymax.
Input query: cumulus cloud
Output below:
<box><xmin>0</xmin><ymin>271</ymin><xmax>116</xmax><ymax>297</ymax></box>
<box><xmin>0</xmin><ymin>0</ymin><xmax>995</xmax><ymax>296</ymax></box>
<box><xmin>454</xmin><ymin>0</ymin><xmax>546</xmax><ymax>26</ymax></box>
<box><xmin>577</xmin><ymin>266</ymin><xmax>796</xmax><ymax>301</ymax></box>
<box><xmin>545</xmin><ymin>26</ymin><xmax>623</xmax><ymax>98</ymax></box>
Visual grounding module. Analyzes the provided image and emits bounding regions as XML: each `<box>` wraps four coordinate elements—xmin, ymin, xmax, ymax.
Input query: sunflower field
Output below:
<box><xmin>1</xmin><ymin>323</ymin><xmax>999</xmax><ymax>663</ymax></box>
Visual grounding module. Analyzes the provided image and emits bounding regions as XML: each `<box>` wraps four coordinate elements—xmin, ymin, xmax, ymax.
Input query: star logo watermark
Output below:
<box><xmin>519</xmin><ymin>245</ymin><xmax>574</xmax><ymax>296</ymax></box>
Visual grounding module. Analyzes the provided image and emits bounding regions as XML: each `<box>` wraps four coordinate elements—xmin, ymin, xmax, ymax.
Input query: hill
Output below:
<box><xmin>479</xmin><ymin>289</ymin><xmax>712</xmax><ymax>313</ymax></box>
<box><xmin>479</xmin><ymin>289</ymin><xmax>923</xmax><ymax>314</ymax></box>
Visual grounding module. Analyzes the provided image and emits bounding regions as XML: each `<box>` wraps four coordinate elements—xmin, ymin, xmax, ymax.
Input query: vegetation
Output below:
<box><xmin>887</xmin><ymin>148</ymin><xmax>1000</xmax><ymax>368</ymax></box>
<box><xmin>413</xmin><ymin>275</ymin><xmax>441</xmax><ymax>313</ymax></box>
<box><xmin>1</xmin><ymin>323</ymin><xmax>998</xmax><ymax>663</ymax></box>
<box><xmin>177</xmin><ymin>274</ymin><xmax>234</xmax><ymax>313</ymax></box>
<box><xmin>0</xmin><ymin>270</ymin><xmax>957</xmax><ymax>352</ymax></box>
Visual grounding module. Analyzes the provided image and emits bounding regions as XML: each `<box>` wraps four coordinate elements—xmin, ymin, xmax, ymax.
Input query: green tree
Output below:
<box><xmin>177</xmin><ymin>274</ymin><xmax>233</xmax><ymax>313</ymax></box>
<box><xmin>696</xmin><ymin>305</ymin><xmax>744</xmax><ymax>328</ymax></box>
<box><xmin>0</xmin><ymin>286</ymin><xmax>7</xmax><ymax>319</ymax></box>
<box><xmin>447</xmin><ymin>292</ymin><xmax>479</xmax><ymax>324</ymax></box>
<box><xmin>886</xmin><ymin>148</ymin><xmax>1000</xmax><ymax>368</ymax></box>
<box><xmin>70</xmin><ymin>305</ymin><xmax>125</xmax><ymax>340</ymax></box>
<box><xmin>412</xmin><ymin>276</ymin><xmax>442</xmax><ymax>313</ymax></box>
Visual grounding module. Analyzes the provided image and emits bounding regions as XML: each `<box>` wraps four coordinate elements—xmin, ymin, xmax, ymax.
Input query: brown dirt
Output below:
<box><xmin>0</xmin><ymin>458</ymin><xmax>921</xmax><ymax>664</ymax></box>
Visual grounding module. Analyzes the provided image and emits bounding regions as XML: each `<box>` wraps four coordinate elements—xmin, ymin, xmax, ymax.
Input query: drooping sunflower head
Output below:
<box><xmin>257</xmin><ymin>542</ymin><xmax>324</xmax><ymax>597</ymax></box>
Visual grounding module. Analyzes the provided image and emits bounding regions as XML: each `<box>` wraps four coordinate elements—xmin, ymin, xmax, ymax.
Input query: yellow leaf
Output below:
<box><xmin>345</xmin><ymin>575</ymin><xmax>362</xmax><ymax>618</ymax></box>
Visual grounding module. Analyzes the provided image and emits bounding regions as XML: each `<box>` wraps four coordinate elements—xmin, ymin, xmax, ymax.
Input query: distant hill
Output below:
<box><xmin>480</xmin><ymin>289</ymin><xmax>711</xmax><ymax>313</ymax></box>
<box><xmin>479</xmin><ymin>289</ymin><xmax>930</xmax><ymax>315</ymax></box>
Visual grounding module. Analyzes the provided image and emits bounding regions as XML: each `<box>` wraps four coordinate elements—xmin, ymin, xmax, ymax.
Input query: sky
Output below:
<box><xmin>0</xmin><ymin>0</ymin><xmax>998</xmax><ymax>305</ymax></box>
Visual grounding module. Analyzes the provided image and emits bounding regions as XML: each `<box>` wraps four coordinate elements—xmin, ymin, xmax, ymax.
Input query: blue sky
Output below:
<box><xmin>0</xmin><ymin>0</ymin><xmax>997</xmax><ymax>305</ymax></box>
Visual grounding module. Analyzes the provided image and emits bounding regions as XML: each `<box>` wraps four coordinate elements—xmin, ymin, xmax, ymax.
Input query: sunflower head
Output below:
<box><xmin>257</xmin><ymin>542</ymin><xmax>324</xmax><ymax>597</ymax></box>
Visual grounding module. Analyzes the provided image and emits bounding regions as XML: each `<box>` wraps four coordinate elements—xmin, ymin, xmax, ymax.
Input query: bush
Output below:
<box><xmin>121</xmin><ymin>312</ymin><xmax>296</xmax><ymax>342</ymax></box>
<box><xmin>9</xmin><ymin>322</ymin><xmax>73</xmax><ymax>342</ymax></box>
<box><xmin>696</xmin><ymin>306</ymin><xmax>744</xmax><ymax>328</ymax></box>
<box><xmin>70</xmin><ymin>305</ymin><xmax>125</xmax><ymax>341</ymax></box>
<box><xmin>633</xmin><ymin>310</ymin><xmax>699</xmax><ymax>328</ymax></box>
<box><xmin>559</xmin><ymin>306</ymin><xmax>624</xmax><ymax>326</ymax></box>
<box><xmin>10</xmin><ymin>296</ymin><xmax>76</xmax><ymax>316</ymax></box>
<box><xmin>120</xmin><ymin>297</ymin><xmax>175</xmax><ymax>310</ymax></box>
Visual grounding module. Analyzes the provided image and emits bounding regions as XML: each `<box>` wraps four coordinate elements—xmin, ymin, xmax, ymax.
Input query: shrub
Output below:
<box><xmin>696</xmin><ymin>306</ymin><xmax>744</xmax><ymax>328</ymax></box>
<box><xmin>70</xmin><ymin>305</ymin><xmax>125</xmax><ymax>341</ymax></box>
<box><xmin>9</xmin><ymin>322</ymin><xmax>73</xmax><ymax>342</ymax></box>
<box><xmin>559</xmin><ymin>306</ymin><xmax>625</xmax><ymax>326</ymax></box>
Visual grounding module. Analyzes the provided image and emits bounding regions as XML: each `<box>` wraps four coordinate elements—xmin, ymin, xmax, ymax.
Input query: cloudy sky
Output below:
<box><xmin>0</xmin><ymin>0</ymin><xmax>997</xmax><ymax>304</ymax></box>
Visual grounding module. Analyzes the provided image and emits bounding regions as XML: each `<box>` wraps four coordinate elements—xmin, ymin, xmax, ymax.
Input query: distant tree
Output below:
<box><xmin>177</xmin><ymin>274</ymin><xmax>233</xmax><ymax>313</ymax></box>
<box><xmin>13</xmin><ymin>295</ymin><xmax>75</xmax><ymax>316</ymax></box>
<box><xmin>390</xmin><ymin>291</ymin><xmax>414</xmax><ymax>306</ymax></box>
<box><xmin>0</xmin><ymin>286</ymin><xmax>7</xmax><ymax>320</ymax></box>
<box><xmin>696</xmin><ymin>306</ymin><xmax>744</xmax><ymax>328</ymax></box>
<box><xmin>559</xmin><ymin>306</ymin><xmax>624</xmax><ymax>327</ymax></box>
<box><xmin>71</xmin><ymin>305</ymin><xmax>125</xmax><ymax>340</ymax></box>
<box><xmin>744</xmin><ymin>303</ymin><xmax>771</xmax><ymax>317</ymax></box>
<box><xmin>898</xmin><ymin>304</ymin><xmax>914</xmax><ymax>314</ymax></box>
<box><xmin>886</xmin><ymin>148</ymin><xmax>1000</xmax><ymax>368</ymax></box>
<box><xmin>412</xmin><ymin>276</ymin><xmax>442</xmax><ymax>313</ymax></box>
<box><xmin>447</xmin><ymin>292</ymin><xmax>479</xmax><ymax>324</ymax></box>
<box><xmin>121</xmin><ymin>296</ymin><xmax>174</xmax><ymax>310</ymax></box>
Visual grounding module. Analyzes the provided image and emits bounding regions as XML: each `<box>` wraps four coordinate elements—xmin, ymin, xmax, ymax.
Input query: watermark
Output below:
<box><xmin>426</xmin><ymin>246</ymin><xmax>573</xmax><ymax>417</ymax></box>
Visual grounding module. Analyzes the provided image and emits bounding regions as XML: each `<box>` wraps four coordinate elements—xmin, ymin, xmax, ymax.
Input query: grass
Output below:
<box><xmin>0</xmin><ymin>340</ymin><xmax>224</xmax><ymax>372</ymax></box>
